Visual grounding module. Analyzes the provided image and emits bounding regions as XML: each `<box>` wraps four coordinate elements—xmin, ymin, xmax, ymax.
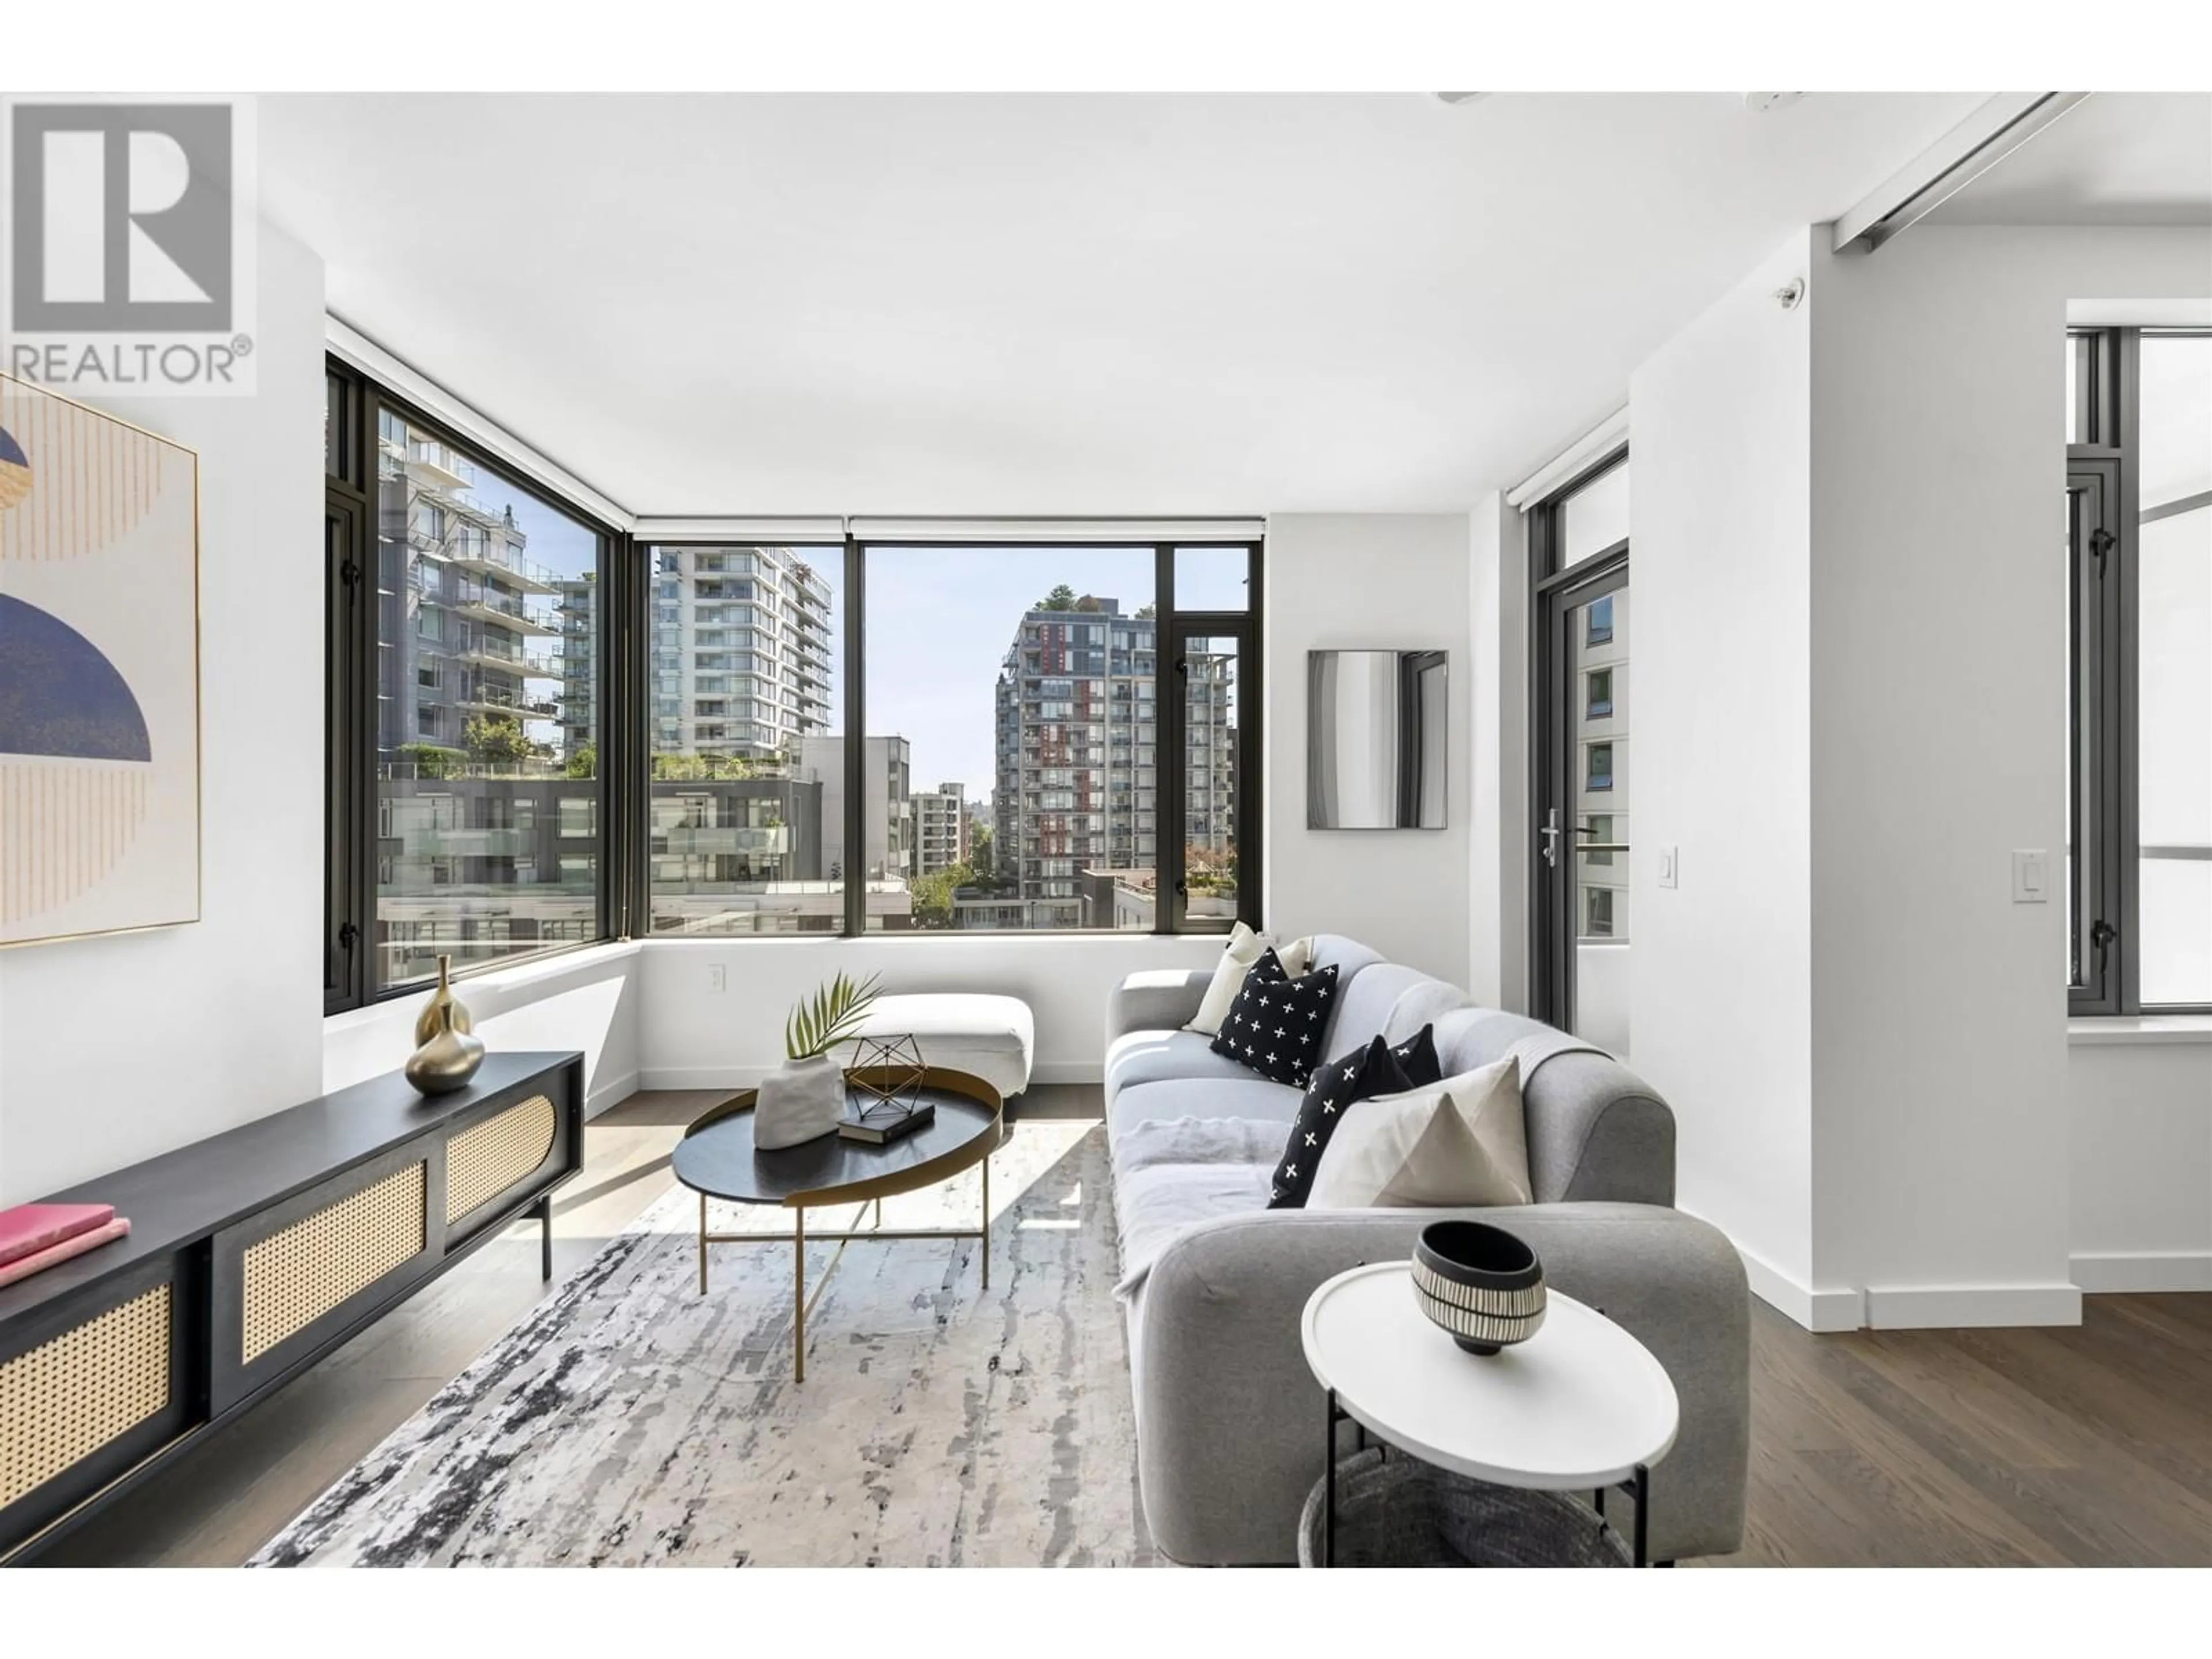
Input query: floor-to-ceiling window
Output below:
<box><xmin>325</xmin><ymin>364</ymin><xmax>620</xmax><ymax>1010</ymax></box>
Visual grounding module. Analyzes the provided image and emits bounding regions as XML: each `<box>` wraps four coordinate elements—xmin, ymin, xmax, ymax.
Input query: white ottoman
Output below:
<box><xmin>850</xmin><ymin>994</ymin><xmax>1034</xmax><ymax>1104</ymax></box>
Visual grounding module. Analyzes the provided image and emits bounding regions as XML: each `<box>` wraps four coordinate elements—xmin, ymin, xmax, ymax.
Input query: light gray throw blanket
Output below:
<box><xmin>1111</xmin><ymin>1116</ymin><xmax>1283</xmax><ymax>1300</ymax></box>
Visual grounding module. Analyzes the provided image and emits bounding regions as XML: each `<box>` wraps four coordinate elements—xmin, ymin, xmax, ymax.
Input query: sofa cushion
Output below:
<box><xmin>1306</xmin><ymin>1054</ymin><xmax>1532</xmax><ymax>1210</ymax></box>
<box><xmin>1267</xmin><ymin>1029</ymin><xmax>1442</xmax><ymax>1210</ymax></box>
<box><xmin>1111</xmin><ymin>1116</ymin><xmax>1282</xmax><ymax>1297</ymax></box>
<box><xmin>1321</xmin><ymin>962</ymin><xmax>1450</xmax><ymax>1066</ymax></box>
<box><xmin>1109</xmin><ymin>1075</ymin><xmax>1304</xmax><ymax>1146</ymax></box>
<box><xmin>1186</xmin><ymin>923</ymin><xmax>1313</xmax><ymax>1036</ymax></box>
<box><xmin>1430</xmin><ymin>1006</ymin><xmax>1560</xmax><ymax>1074</ymax></box>
<box><xmin>1207</xmin><ymin>952</ymin><xmax>1340</xmax><ymax>1090</ymax></box>
<box><xmin>1107</xmin><ymin>1028</ymin><xmax>1269</xmax><ymax>1105</ymax></box>
<box><xmin>1384</xmin><ymin>979</ymin><xmax>1472</xmax><ymax>1046</ymax></box>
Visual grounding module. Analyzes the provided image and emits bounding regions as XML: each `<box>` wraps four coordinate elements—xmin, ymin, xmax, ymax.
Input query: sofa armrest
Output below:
<box><xmin>1106</xmin><ymin>967</ymin><xmax>1214</xmax><ymax>1045</ymax></box>
<box><xmin>1134</xmin><ymin>1202</ymin><xmax>1747</xmax><ymax>1566</ymax></box>
<box><xmin>1522</xmin><ymin>1052</ymin><xmax>1677</xmax><ymax>1206</ymax></box>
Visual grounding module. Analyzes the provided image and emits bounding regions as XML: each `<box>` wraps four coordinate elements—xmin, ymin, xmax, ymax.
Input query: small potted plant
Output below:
<box><xmin>755</xmin><ymin>972</ymin><xmax>881</xmax><ymax>1150</ymax></box>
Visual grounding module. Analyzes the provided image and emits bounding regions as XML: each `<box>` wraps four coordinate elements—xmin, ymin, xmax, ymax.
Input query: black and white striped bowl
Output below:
<box><xmin>1411</xmin><ymin>1221</ymin><xmax>1546</xmax><ymax>1355</ymax></box>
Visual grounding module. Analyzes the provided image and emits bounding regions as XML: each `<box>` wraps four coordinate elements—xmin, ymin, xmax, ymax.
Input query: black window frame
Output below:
<box><xmin>325</xmin><ymin>357</ymin><xmax>638</xmax><ymax>1014</ymax></box>
<box><xmin>846</xmin><ymin>537</ymin><xmax>1264</xmax><ymax>938</ymax></box>
<box><xmin>1528</xmin><ymin>448</ymin><xmax>1630</xmax><ymax>1029</ymax></box>
<box><xmin>2066</xmin><ymin>325</ymin><xmax>2212</xmax><ymax>1017</ymax></box>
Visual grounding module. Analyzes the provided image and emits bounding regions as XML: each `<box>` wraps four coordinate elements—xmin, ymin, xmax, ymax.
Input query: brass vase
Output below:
<box><xmin>414</xmin><ymin>954</ymin><xmax>474</xmax><ymax>1048</ymax></box>
<box><xmin>406</xmin><ymin>1001</ymin><xmax>486</xmax><ymax>1097</ymax></box>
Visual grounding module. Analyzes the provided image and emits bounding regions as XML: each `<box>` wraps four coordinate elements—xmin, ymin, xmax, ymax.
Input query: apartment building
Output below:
<box><xmin>649</xmin><ymin>545</ymin><xmax>834</xmax><ymax>762</ymax></box>
<box><xmin>990</xmin><ymin>598</ymin><xmax>1233</xmax><ymax>928</ymax></box>
<box><xmin>378</xmin><ymin>414</ymin><xmax>563</xmax><ymax>762</ymax></box>
<box><xmin>914</xmin><ymin>782</ymin><xmax>968</xmax><ymax>874</ymax></box>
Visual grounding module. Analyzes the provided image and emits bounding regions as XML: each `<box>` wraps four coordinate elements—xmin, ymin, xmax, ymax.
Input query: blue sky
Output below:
<box><xmin>856</xmin><ymin>546</ymin><xmax>1247</xmax><ymax>794</ymax></box>
<box><xmin>472</xmin><ymin>468</ymin><xmax>1251</xmax><ymax>790</ymax></box>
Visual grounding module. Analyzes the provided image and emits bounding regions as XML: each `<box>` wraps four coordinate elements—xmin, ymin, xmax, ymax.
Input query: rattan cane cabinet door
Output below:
<box><xmin>207</xmin><ymin>1139</ymin><xmax>440</xmax><ymax>1415</ymax></box>
<box><xmin>0</xmin><ymin>1261</ymin><xmax>192</xmax><ymax>1550</ymax></box>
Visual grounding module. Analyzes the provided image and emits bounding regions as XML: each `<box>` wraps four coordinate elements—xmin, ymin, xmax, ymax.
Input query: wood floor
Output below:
<box><xmin>40</xmin><ymin>1088</ymin><xmax>2212</xmax><ymax>1568</ymax></box>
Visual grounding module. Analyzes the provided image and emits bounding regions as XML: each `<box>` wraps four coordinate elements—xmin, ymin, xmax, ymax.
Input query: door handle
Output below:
<box><xmin>1540</xmin><ymin>808</ymin><xmax>1560</xmax><ymax>869</ymax></box>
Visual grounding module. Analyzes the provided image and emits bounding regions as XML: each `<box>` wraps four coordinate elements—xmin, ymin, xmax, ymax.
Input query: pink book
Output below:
<box><xmin>0</xmin><ymin>1203</ymin><xmax>116</xmax><ymax>1268</ymax></box>
<box><xmin>0</xmin><ymin>1218</ymin><xmax>130</xmax><ymax>1288</ymax></box>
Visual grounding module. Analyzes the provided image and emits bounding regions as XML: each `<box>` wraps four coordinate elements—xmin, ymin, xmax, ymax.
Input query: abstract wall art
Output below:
<box><xmin>0</xmin><ymin>373</ymin><xmax>200</xmax><ymax>946</ymax></box>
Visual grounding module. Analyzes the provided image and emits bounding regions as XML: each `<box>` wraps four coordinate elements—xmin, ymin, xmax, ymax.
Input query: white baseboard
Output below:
<box><xmin>1861</xmin><ymin>1282</ymin><xmax>2084</xmax><ymax>1329</ymax></box>
<box><xmin>637</xmin><ymin>1063</ymin><xmax>1097</xmax><ymax>1094</ymax></box>
<box><xmin>585</xmin><ymin>1068</ymin><xmax>640</xmax><ymax>1119</ymax></box>
<box><xmin>1734</xmin><ymin>1245</ymin><xmax>1863</xmax><ymax>1332</ymax></box>
<box><xmin>1029</xmin><ymin>1060</ymin><xmax>1102</xmax><ymax>1087</ymax></box>
<box><xmin>2071</xmin><ymin>1250</ymin><xmax>2212</xmax><ymax>1294</ymax></box>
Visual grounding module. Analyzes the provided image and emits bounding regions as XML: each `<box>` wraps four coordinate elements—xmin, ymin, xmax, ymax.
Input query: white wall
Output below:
<box><xmin>1465</xmin><ymin>493</ymin><xmax>1526</xmax><ymax>1012</ymax></box>
<box><xmin>2069</xmin><ymin>1029</ymin><xmax>2212</xmax><ymax>1292</ymax></box>
<box><xmin>1627</xmin><ymin>230</ymin><xmax>1824</xmax><ymax>1319</ymax></box>
<box><xmin>641</xmin><ymin>934</ymin><xmax>1222</xmax><ymax>1089</ymax></box>
<box><xmin>323</xmin><ymin>944</ymin><xmax>643</xmax><ymax>1118</ymax></box>
<box><xmin>0</xmin><ymin>220</ymin><xmax>329</xmax><ymax>1206</ymax></box>
<box><xmin>1805</xmin><ymin>226</ymin><xmax>2210</xmax><ymax>1328</ymax></box>
<box><xmin>1264</xmin><ymin>514</ymin><xmax>1472</xmax><ymax>988</ymax></box>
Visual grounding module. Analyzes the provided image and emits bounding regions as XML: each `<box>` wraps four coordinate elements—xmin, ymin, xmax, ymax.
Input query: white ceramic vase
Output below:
<box><xmin>754</xmin><ymin>1054</ymin><xmax>846</xmax><ymax>1149</ymax></box>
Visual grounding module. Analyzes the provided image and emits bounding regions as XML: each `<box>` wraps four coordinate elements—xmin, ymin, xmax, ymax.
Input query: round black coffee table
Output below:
<box><xmin>673</xmin><ymin>1066</ymin><xmax>1003</xmax><ymax>1382</ymax></box>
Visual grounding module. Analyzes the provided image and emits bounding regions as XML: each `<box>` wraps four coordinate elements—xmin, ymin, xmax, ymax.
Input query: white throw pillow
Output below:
<box><xmin>1305</xmin><ymin>1055</ymin><xmax>1532</xmax><ymax>1210</ymax></box>
<box><xmin>1185</xmin><ymin>923</ymin><xmax>1313</xmax><ymax>1036</ymax></box>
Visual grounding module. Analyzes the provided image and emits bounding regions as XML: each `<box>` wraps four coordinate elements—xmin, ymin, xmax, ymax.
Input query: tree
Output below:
<box><xmin>566</xmin><ymin>741</ymin><xmax>597</xmax><ymax>779</ymax></box>
<box><xmin>398</xmin><ymin>742</ymin><xmax>461</xmax><ymax>780</ymax></box>
<box><xmin>968</xmin><ymin>824</ymin><xmax>994</xmax><ymax>880</ymax></box>
<box><xmin>910</xmin><ymin>862</ymin><xmax>977</xmax><ymax>929</ymax></box>
<box><xmin>1135</xmin><ymin>603</ymin><xmax>1156</xmax><ymax>619</ymax></box>
<box><xmin>464</xmin><ymin>715</ymin><xmax>539</xmax><ymax>772</ymax></box>
<box><xmin>1039</xmin><ymin>584</ymin><xmax>1078</xmax><ymax>612</ymax></box>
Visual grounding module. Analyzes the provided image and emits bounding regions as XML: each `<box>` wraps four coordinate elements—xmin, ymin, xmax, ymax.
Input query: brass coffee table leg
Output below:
<box><xmin>794</xmin><ymin>1204</ymin><xmax>806</xmax><ymax>1384</ymax></box>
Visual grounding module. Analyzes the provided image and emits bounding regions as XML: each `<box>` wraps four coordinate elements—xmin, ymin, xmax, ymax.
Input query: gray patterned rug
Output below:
<box><xmin>252</xmin><ymin>1119</ymin><xmax>1153</xmax><ymax>1567</ymax></box>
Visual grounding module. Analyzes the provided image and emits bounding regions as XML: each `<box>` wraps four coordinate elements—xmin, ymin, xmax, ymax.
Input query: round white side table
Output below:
<box><xmin>1301</xmin><ymin>1260</ymin><xmax>1681</xmax><ymax>1566</ymax></box>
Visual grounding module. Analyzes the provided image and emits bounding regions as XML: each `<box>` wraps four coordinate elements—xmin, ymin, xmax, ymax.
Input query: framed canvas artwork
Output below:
<box><xmin>0</xmin><ymin>372</ymin><xmax>202</xmax><ymax>947</ymax></box>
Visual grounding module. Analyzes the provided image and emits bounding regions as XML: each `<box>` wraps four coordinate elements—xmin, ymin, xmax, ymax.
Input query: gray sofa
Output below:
<box><xmin>1104</xmin><ymin>934</ymin><xmax>1749</xmax><ymax>1566</ymax></box>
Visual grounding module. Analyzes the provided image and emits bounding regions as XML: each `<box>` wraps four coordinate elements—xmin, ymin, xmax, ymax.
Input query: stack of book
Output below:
<box><xmin>0</xmin><ymin>1203</ymin><xmax>132</xmax><ymax>1289</ymax></box>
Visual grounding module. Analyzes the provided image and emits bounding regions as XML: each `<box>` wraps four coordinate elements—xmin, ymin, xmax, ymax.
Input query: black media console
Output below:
<box><xmin>0</xmin><ymin>1050</ymin><xmax>585</xmax><ymax>1563</ymax></box>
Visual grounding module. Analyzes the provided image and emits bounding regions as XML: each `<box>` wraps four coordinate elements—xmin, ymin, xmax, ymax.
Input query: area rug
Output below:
<box><xmin>251</xmin><ymin>1119</ymin><xmax>1154</xmax><ymax>1567</ymax></box>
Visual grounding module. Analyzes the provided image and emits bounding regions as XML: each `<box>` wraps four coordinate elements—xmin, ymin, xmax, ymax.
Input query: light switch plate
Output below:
<box><xmin>1658</xmin><ymin>844</ymin><xmax>1679</xmax><ymax>889</ymax></box>
<box><xmin>2012</xmin><ymin>849</ymin><xmax>2049</xmax><ymax>903</ymax></box>
<box><xmin>708</xmin><ymin>963</ymin><xmax>727</xmax><ymax>991</ymax></box>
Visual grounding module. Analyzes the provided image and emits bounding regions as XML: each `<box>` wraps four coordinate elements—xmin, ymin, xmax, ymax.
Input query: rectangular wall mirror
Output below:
<box><xmin>1306</xmin><ymin>649</ymin><xmax>1448</xmax><ymax>829</ymax></box>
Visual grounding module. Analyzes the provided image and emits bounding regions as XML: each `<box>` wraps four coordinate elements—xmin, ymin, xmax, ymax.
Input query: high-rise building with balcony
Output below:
<box><xmin>990</xmin><ymin>598</ymin><xmax>1232</xmax><ymax>928</ymax></box>
<box><xmin>649</xmin><ymin>545</ymin><xmax>834</xmax><ymax>762</ymax></box>
<box><xmin>914</xmin><ymin>782</ymin><xmax>968</xmax><ymax>874</ymax></box>
<box><xmin>377</xmin><ymin>415</ymin><xmax>566</xmax><ymax>763</ymax></box>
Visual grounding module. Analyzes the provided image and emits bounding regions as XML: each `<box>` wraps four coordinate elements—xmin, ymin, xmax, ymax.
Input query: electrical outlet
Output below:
<box><xmin>707</xmin><ymin>963</ymin><xmax>726</xmax><ymax>992</ymax></box>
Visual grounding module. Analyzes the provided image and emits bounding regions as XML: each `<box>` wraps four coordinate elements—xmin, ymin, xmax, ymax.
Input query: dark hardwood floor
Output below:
<box><xmin>1719</xmin><ymin>1293</ymin><xmax>2212</xmax><ymax>1566</ymax></box>
<box><xmin>37</xmin><ymin>1088</ymin><xmax>2212</xmax><ymax>1567</ymax></box>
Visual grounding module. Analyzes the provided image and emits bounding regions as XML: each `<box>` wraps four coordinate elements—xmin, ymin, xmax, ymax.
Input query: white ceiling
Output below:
<box><xmin>1929</xmin><ymin>92</ymin><xmax>2212</xmax><ymax>228</ymax></box>
<box><xmin>263</xmin><ymin>92</ymin><xmax>1990</xmax><ymax>516</ymax></box>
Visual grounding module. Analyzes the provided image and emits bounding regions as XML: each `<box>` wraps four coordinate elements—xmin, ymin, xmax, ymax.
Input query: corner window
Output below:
<box><xmin>325</xmin><ymin>361</ymin><xmax>619</xmax><ymax>1011</ymax></box>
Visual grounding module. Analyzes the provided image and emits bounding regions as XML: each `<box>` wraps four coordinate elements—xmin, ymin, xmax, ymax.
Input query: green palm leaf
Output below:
<box><xmin>785</xmin><ymin>972</ymin><xmax>882</xmax><ymax>1060</ymax></box>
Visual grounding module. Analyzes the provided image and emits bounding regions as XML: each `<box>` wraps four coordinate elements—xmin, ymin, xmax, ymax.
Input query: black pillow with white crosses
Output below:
<box><xmin>1206</xmin><ymin>949</ymin><xmax>1341</xmax><ymax>1089</ymax></box>
<box><xmin>1267</xmin><ymin>1025</ymin><xmax>1446</xmax><ymax>1209</ymax></box>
